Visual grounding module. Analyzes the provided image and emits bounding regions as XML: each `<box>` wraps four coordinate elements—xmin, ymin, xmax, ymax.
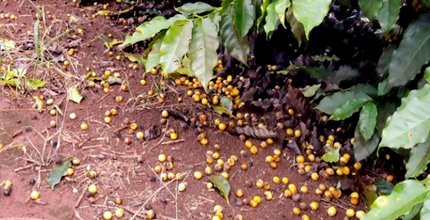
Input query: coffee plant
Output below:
<box><xmin>122</xmin><ymin>0</ymin><xmax>430</xmax><ymax>219</ymax></box>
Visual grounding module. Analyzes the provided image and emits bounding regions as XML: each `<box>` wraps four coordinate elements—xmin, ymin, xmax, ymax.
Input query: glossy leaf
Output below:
<box><xmin>145</xmin><ymin>33</ymin><xmax>164</xmax><ymax>72</ymax></box>
<box><xmin>424</xmin><ymin>67</ymin><xmax>430</xmax><ymax>83</ymax></box>
<box><xmin>68</xmin><ymin>87</ymin><xmax>83</xmax><ymax>104</ymax></box>
<box><xmin>256</xmin><ymin>0</ymin><xmax>270</xmax><ymax>28</ymax></box>
<box><xmin>159</xmin><ymin>20</ymin><xmax>193</xmax><ymax>76</ymax></box>
<box><xmin>176</xmin><ymin>2</ymin><xmax>215</xmax><ymax>14</ymax></box>
<box><xmin>387</xmin><ymin>13</ymin><xmax>430</xmax><ymax>88</ymax></box>
<box><xmin>405</xmin><ymin>137</ymin><xmax>430</xmax><ymax>178</ymax></box>
<box><xmin>332</xmin><ymin>96</ymin><xmax>371</xmax><ymax>120</ymax></box>
<box><xmin>358</xmin><ymin>102</ymin><xmax>378</xmax><ymax>141</ymax></box>
<box><xmin>375</xmin><ymin>0</ymin><xmax>401</xmax><ymax>34</ymax></box>
<box><xmin>47</xmin><ymin>160</ymin><xmax>71</xmax><ymax>190</ymax></box>
<box><xmin>321</xmin><ymin>147</ymin><xmax>340</xmax><ymax>163</ymax></box>
<box><xmin>121</xmin><ymin>14</ymin><xmax>185</xmax><ymax>47</ymax></box>
<box><xmin>317</xmin><ymin>91</ymin><xmax>368</xmax><ymax>114</ymax></box>
<box><xmin>208</xmin><ymin>175</ymin><xmax>231</xmax><ymax>203</ymax></box>
<box><xmin>233</xmin><ymin>0</ymin><xmax>256</xmax><ymax>39</ymax></box>
<box><xmin>421</xmin><ymin>196</ymin><xmax>430</xmax><ymax>220</ymax></box>
<box><xmin>377</xmin><ymin>79</ymin><xmax>390</xmax><ymax>96</ymax></box>
<box><xmin>292</xmin><ymin>0</ymin><xmax>331</xmax><ymax>39</ymax></box>
<box><xmin>354</xmin><ymin>128</ymin><xmax>380</xmax><ymax>161</ymax></box>
<box><xmin>286</xmin><ymin>6</ymin><xmax>304</xmax><ymax>46</ymax></box>
<box><xmin>220</xmin><ymin>0</ymin><xmax>250</xmax><ymax>65</ymax></box>
<box><xmin>362</xmin><ymin>180</ymin><xmax>430</xmax><ymax>220</ymax></box>
<box><xmin>403</xmin><ymin>203</ymin><xmax>423</xmax><ymax>220</ymax></box>
<box><xmin>188</xmin><ymin>18</ymin><xmax>219</xmax><ymax>91</ymax></box>
<box><xmin>376</xmin><ymin>44</ymin><xmax>397</xmax><ymax>76</ymax></box>
<box><xmin>359</xmin><ymin>0</ymin><xmax>383</xmax><ymax>20</ymax></box>
<box><xmin>264</xmin><ymin>0</ymin><xmax>290</xmax><ymax>36</ymax></box>
<box><xmin>380</xmin><ymin>84</ymin><xmax>430</xmax><ymax>149</ymax></box>
<box><xmin>398</xmin><ymin>84</ymin><xmax>430</xmax><ymax>112</ymax></box>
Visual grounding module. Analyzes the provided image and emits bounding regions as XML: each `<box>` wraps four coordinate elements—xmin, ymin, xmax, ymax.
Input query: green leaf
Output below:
<box><xmin>375</xmin><ymin>0</ymin><xmax>401</xmax><ymax>34</ymax></box>
<box><xmin>286</xmin><ymin>7</ymin><xmax>304</xmax><ymax>46</ymax></box>
<box><xmin>299</xmin><ymin>84</ymin><xmax>321</xmax><ymax>97</ymax></box>
<box><xmin>378</xmin><ymin>78</ymin><xmax>390</xmax><ymax>96</ymax></box>
<box><xmin>26</xmin><ymin>79</ymin><xmax>47</xmax><ymax>90</ymax></box>
<box><xmin>354</xmin><ymin>128</ymin><xmax>380</xmax><ymax>161</ymax></box>
<box><xmin>362</xmin><ymin>180</ymin><xmax>430</xmax><ymax>220</ymax></box>
<box><xmin>363</xmin><ymin>184</ymin><xmax>378</xmax><ymax>208</ymax></box>
<box><xmin>145</xmin><ymin>33</ymin><xmax>164</xmax><ymax>72</ymax></box>
<box><xmin>124</xmin><ymin>53</ymin><xmax>146</xmax><ymax>65</ymax></box>
<box><xmin>68</xmin><ymin>87</ymin><xmax>83</xmax><ymax>104</ymax></box>
<box><xmin>256</xmin><ymin>0</ymin><xmax>270</xmax><ymax>28</ymax></box>
<box><xmin>176</xmin><ymin>56</ymin><xmax>194</xmax><ymax>77</ymax></box>
<box><xmin>375</xmin><ymin>179</ymin><xmax>394</xmax><ymax>195</ymax></box>
<box><xmin>317</xmin><ymin>84</ymin><xmax>376</xmax><ymax>114</ymax></box>
<box><xmin>358</xmin><ymin>102</ymin><xmax>378</xmax><ymax>141</ymax></box>
<box><xmin>405</xmin><ymin>137</ymin><xmax>430</xmax><ymax>178</ymax></box>
<box><xmin>398</xmin><ymin>84</ymin><xmax>430</xmax><ymax>112</ymax></box>
<box><xmin>380</xmin><ymin>84</ymin><xmax>430</xmax><ymax>149</ymax></box>
<box><xmin>107</xmin><ymin>75</ymin><xmax>121</xmax><ymax>85</ymax></box>
<box><xmin>47</xmin><ymin>160</ymin><xmax>71</xmax><ymax>190</ymax></box>
<box><xmin>424</xmin><ymin>67</ymin><xmax>430</xmax><ymax>83</ymax></box>
<box><xmin>292</xmin><ymin>0</ymin><xmax>331</xmax><ymax>39</ymax></box>
<box><xmin>387</xmin><ymin>13</ymin><xmax>430</xmax><ymax>88</ymax></box>
<box><xmin>403</xmin><ymin>203</ymin><xmax>423</xmax><ymax>220</ymax></box>
<box><xmin>233</xmin><ymin>0</ymin><xmax>256</xmax><ymax>39</ymax></box>
<box><xmin>159</xmin><ymin>20</ymin><xmax>193</xmax><ymax>76</ymax></box>
<box><xmin>212</xmin><ymin>96</ymin><xmax>234</xmax><ymax>116</ymax></box>
<box><xmin>264</xmin><ymin>0</ymin><xmax>290</xmax><ymax>36</ymax></box>
<box><xmin>120</xmin><ymin>14</ymin><xmax>185</xmax><ymax>47</ymax></box>
<box><xmin>188</xmin><ymin>18</ymin><xmax>219</xmax><ymax>91</ymax></box>
<box><xmin>176</xmin><ymin>2</ymin><xmax>215</xmax><ymax>14</ymax></box>
<box><xmin>376</xmin><ymin>44</ymin><xmax>397</xmax><ymax>76</ymax></box>
<box><xmin>208</xmin><ymin>175</ymin><xmax>231</xmax><ymax>203</ymax></box>
<box><xmin>421</xmin><ymin>196</ymin><xmax>430</xmax><ymax>219</ymax></box>
<box><xmin>317</xmin><ymin>91</ymin><xmax>367</xmax><ymax>114</ymax></box>
<box><xmin>104</xmin><ymin>38</ymin><xmax>123</xmax><ymax>49</ymax></box>
<box><xmin>331</xmin><ymin>96</ymin><xmax>372</xmax><ymax>120</ymax></box>
<box><xmin>321</xmin><ymin>147</ymin><xmax>340</xmax><ymax>163</ymax></box>
<box><xmin>220</xmin><ymin>1</ymin><xmax>250</xmax><ymax>65</ymax></box>
<box><xmin>422</xmin><ymin>0</ymin><xmax>430</xmax><ymax>7</ymax></box>
<box><xmin>358</xmin><ymin>0</ymin><xmax>383</xmax><ymax>20</ymax></box>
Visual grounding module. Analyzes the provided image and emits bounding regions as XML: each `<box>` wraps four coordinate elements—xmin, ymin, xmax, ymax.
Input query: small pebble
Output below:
<box><xmin>149</xmin><ymin>176</ymin><xmax>157</xmax><ymax>182</ymax></box>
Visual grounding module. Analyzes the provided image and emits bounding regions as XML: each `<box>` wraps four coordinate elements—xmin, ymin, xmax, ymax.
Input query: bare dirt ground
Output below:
<box><xmin>0</xmin><ymin>1</ymin><xmax>365</xmax><ymax>219</ymax></box>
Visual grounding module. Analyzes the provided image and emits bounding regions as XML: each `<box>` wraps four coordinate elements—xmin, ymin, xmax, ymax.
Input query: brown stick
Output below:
<box><xmin>75</xmin><ymin>187</ymin><xmax>87</xmax><ymax>208</ymax></box>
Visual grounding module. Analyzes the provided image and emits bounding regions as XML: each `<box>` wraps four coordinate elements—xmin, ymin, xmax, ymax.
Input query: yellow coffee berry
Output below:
<box><xmin>30</xmin><ymin>190</ymin><xmax>40</xmax><ymax>200</ymax></box>
<box><xmin>88</xmin><ymin>184</ymin><xmax>97</xmax><ymax>194</ymax></box>
<box><xmin>346</xmin><ymin>209</ymin><xmax>355</xmax><ymax>217</ymax></box>
<box><xmin>103</xmin><ymin>211</ymin><xmax>113</xmax><ymax>220</ymax></box>
<box><xmin>194</xmin><ymin>171</ymin><xmax>203</xmax><ymax>180</ymax></box>
<box><xmin>309</xmin><ymin>201</ymin><xmax>319</xmax><ymax>211</ymax></box>
<box><xmin>158</xmin><ymin>154</ymin><xmax>167</xmax><ymax>162</ymax></box>
<box><xmin>327</xmin><ymin>206</ymin><xmax>337</xmax><ymax>217</ymax></box>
